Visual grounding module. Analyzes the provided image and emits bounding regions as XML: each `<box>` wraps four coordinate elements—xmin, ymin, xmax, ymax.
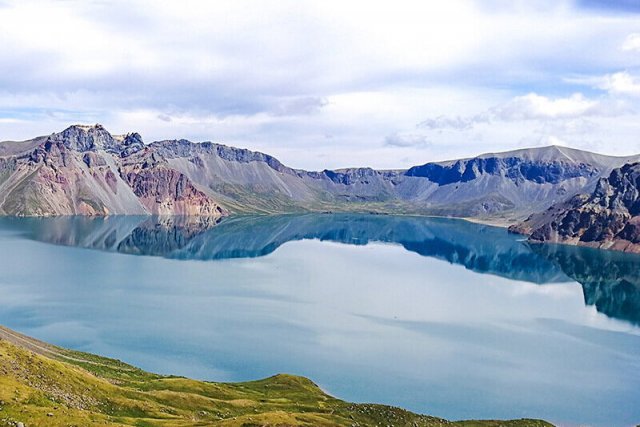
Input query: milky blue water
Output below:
<box><xmin>0</xmin><ymin>214</ymin><xmax>638</xmax><ymax>427</ymax></box>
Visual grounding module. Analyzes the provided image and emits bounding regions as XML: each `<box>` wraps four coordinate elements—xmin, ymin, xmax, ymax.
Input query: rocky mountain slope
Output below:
<box><xmin>510</xmin><ymin>162</ymin><xmax>640</xmax><ymax>253</ymax></box>
<box><xmin>160</xmin><ymin>141</ymin><xmax>639</xmax><ymax>220</ymax></box>
<box><xmin>1</xmin><ymin>124</ymin><xmax>639</xmax><ymax>219</ymax></box>
<box><xmin>0</xmin><ymin>125</ymin><xmax>226</xmax><ymax>217</ymax></box>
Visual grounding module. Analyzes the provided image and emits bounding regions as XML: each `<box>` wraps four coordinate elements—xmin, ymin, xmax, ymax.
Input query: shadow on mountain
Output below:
<box><xmin>529</xmin><ymin>243</ymin><xmax>640</xmax><ymax>326</ymax></box>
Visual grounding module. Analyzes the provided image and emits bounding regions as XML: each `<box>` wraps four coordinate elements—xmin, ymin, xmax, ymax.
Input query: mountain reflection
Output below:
<box><xmin>530</xmin><ymin>243</ymin><xmax>640</xmax><ymax>326</ymax></box>
<box><xmin>3</xmin><ymin>213</ymin><xmax>640</xmax><ymax>325</ymax></box>
<box><xmin>7</xmin><ymin>214</ymin><xmax>566</xmax><ymax>282</ymax></box>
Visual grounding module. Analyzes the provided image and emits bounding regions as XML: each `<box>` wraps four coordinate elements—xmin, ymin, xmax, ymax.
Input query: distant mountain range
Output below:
<box><xmin>2</xmin><ymin>124</ymin><xmax>640</xmax><ymax>252</ymax></box>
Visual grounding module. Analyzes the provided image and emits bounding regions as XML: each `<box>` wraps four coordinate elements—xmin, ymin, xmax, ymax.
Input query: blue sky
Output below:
<box><xmin>1</xmin><ymin>0</ymin><xmax>640</xmax><ymax>169</ymax></box>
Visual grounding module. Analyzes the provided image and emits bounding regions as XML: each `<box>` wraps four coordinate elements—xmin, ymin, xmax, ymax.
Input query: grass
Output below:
<box><xmin>0</xmin><ymin>327</ymin><xmax>555</xmax><ymax>427</ymax></box>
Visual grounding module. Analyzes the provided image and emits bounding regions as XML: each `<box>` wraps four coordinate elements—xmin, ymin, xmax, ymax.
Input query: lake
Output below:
<box><xmin>0</xmin><ymin>214</ymin><xmax>638</xmax><ymax>427</ymax></box>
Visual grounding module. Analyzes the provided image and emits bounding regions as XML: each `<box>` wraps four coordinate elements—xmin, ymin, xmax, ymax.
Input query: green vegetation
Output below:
<box><xmin>0</xmin><ymin>327</ymin><xmax>554</xmax><ymax>426</ymax></box>
<box><xmin>1</xmin><ymin>167</ymin><xmax>47</xmax><ymax>217</ymax></box>
<box><xmin>210</xmin><ymin>183</ymin><xmax>306</xmax><ymax>214</ymax></box>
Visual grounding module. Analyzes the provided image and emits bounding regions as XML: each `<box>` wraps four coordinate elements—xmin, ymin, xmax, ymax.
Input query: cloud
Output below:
<box><xmin>568</xmin><ymin>71</ymin><xmax>640</xmax><ymax>97</ymax></box>
<box><xmin>269</xmin><ymin>97</ymin><xmax>328</xmax><ymax>117</ymax></box>
<box><xmin>0</xmin><ymin>0</ymin><xmax>638</xmax><ymax>114</ymax></box>
<box><xmin>597</xmin><ymin>71</ymin><xmax>640</xmax><ymax>96</ymax></box>
<box><xmin>535</xmin><ymin>118</ymin><xmax>599</xmax><ymax>135</ymax></box>
<box><xmin>418</xmin><ymin>116</ymin><xmax>481</xmax><ymax>131</ymax></box>
<box><xmin>490</xmin><ymin>93</ymin><xmax>620</xmax><ymax>120</ymax></box>
<box><xmin>578</xmin><ymin>0</ymin><xmax>640</xmax><ymax>13</ymax></box>
<box><xmin>384</xmin><ymin>133</ymin><xmax>431</xmax><ymax>148</ymax></box>
<box><xmin>1</xmin><ymin>1</ymin><xmax>640</xmax><ymax>167</ymax></box>
<box><xmin>418</xmin><ymin>93</ymin><xmax>629</xmax><ymax>132</ymax></box>
<box><xmin>621</xmin><ymin>33</ymin><xmax>640</xmax><ymax>51</ymax></box>
<box><xmin>410</xmin><ymin>91</ymin><xmax>640</xmax><ymax>160</ymax></box>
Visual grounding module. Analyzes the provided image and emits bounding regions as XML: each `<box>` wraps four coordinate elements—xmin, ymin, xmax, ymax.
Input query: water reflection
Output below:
<box><xmin>5</xmin><ymin>214</ymin><xmax>567</xmax><ymax>280</ymax></box>
<box><xmin>0</xmin><ymin>214</ymin><xmax>640</xmax><ymax>325</ymax></box>
<box><xmin>530</xmin><ymin>243</ymin><xmax>640</xmax><ymax>326</ymax></box>
<box><xmin>2</xmin><ymin>213</ymin><xmax>640</xmax><ymax>327</ymax></box>
<box><xmin>1</xmin><ymin>214</ymin><xmax>639</xmax><ymax>426</ymax></box>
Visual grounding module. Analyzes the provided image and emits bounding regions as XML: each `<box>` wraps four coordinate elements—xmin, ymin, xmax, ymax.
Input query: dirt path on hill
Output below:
<box><xmin>0</xmin><ymin>325</ymin><xmax>133</xmax><ymax>370</ymax></box>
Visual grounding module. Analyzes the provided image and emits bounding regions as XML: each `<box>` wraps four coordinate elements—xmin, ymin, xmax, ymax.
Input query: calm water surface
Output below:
<box><xmin>0</xmin><ymin>214</ymin><xmax>639</xmax><ymax>427</ymax></box>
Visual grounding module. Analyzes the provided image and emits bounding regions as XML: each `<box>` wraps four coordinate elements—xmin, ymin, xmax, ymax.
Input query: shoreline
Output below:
<box><xmin>0</xmin><ymin>324</ymin><xmax>554</xmax><ymax>427</ymax></box>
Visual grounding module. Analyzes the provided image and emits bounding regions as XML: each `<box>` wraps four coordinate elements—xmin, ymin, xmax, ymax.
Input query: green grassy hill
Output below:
<box><xmin>0</xmin><ymin>326</ymin><xmax>553</xmax><ymax>427</ymax></box>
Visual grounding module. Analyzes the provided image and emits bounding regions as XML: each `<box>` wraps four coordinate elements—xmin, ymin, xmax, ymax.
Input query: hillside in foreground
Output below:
<box><xmin>0</xmin><ymin>326</ymin><xmax>553</xmax><ymax>427</ymax></box>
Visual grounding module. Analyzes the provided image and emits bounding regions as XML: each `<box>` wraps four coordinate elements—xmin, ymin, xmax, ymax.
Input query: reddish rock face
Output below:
<box><xmin>0</xmin><ymin>125</ymin><xmax>227</xmax><ymax>218</ymax></box>
<box><xmin>122</xmin><ymin>165</ymin><xmax>225</xmax><ymax>216</ymax></box>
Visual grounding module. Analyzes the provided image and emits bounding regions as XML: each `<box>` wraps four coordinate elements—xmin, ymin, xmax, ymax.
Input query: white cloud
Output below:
<box><xmin>598</xmin><ymin>71</ymin><xmax>640</xmax><ymax>96</ymax></box>
<box><xmin>1</xmin><ymin>0</ymin><xmax>640</xmax><ymax>167</ymax></box>
<box><xmin>621</xmin><ymin>33</ymin><xmax>640</xmax><ymax>52</ymax></box>
<box><xmin>384</xmin><ymin>133</ymin><xmax>431</xmax><ymax>148</ymax></box>
<box><xmin>411</xmin><ymin>91</ymin><xmax>640</xmax><ymax>161</ymax></box>
<box><xmin>418</xmin><ymin>93</ymin><xmax>629</xmax><ymax>131</ymax></box>
<box><xmin>269</xmin><ymin>97</ymin><xmax>329</xmax><ymax>117</ymax></box>
<box><xmin>492</xmin><ymin>93</ymin><xmax>602</xmax><ymax>120</ymax></box>
<box><xmin>418</xmin><ymin>116</ymin><xmax>480</xmax><ymax>131</ymax></box>
<box><xmin>568</xmin><ymin>71</ymin><xmax>640</xmax><ymax>97</ymax></box>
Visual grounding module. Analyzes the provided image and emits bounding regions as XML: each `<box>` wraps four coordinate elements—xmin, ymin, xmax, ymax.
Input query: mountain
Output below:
<box><xmin>510</xmin><ymin>162</ymin><xmax>640</xmax><ymax>253</ymax></box>
<box><xmin>0</xmin><ymin>125</ymin><xmax>225</xmax><ymax>217</ymax></box>
<box><xmin>1</xmin><ymin>124</ymin><xmax>639</xmax><ymax>219</ymax></box>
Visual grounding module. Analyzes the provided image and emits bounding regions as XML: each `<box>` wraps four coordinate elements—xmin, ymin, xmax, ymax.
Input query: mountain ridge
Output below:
<box><xmin>2</xmin><ymin>124</ymin><xmax>639</xmax><ymax>224</ymax></box>
<box><xmin>5</xmin><ymin>130</ymin><xmax>636</xmax><ymax>174</ymax></box>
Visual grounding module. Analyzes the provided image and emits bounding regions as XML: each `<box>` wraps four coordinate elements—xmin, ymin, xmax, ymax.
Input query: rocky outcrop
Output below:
<box><xmin>510</xmin><ymin>162</ymin><xmax>640</xmax><ymax>253</ymax></box>
<box><xmin>0</xmin><ymin>125</ymin><xmax>227</xmax><ymax>218</ymax></box>
<box><xmin>153</xmin><ymin>139</ymin><xmax>294</xmax><ymax>173</ymax></box>
<box><xmin>406</xmin><ymin>156</ymin><xmax>597</xmax><ymax>185</ymax></box>
<box><xmin>44</xmin><ymin>124</ymin><xmax>145</xmax><ymax>157</ymax></box>
<box><xmin>47</xmin><ymin>123</ymin><xmax>114</xmax><ymax>152</ymax></box>
<box><xmin>115</xmin><ymin>132</ymin><xmax>145</xmax><ymax>157</ymax></box>
<box><xmin>121</xmin><ymin>165</ymin><xmax>225</xmax><ymax>216</ymax></box>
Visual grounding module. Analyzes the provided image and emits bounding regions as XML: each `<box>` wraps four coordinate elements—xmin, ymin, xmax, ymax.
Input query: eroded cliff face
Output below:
<box><xmin>511</xmin><ymin>162</ymin><xmax>640</xmax><ymax>253</ymax></box>
<box><xmin>405</xmin><ymin>155</ymin><xmax>598</xmax><ymax>185</ymax></box>
<box><xmin>122</xmin><ymin>164</ymin><xmax>225</xmax><ymax>216</ymax></box>
<box><xmin>0</xmin><ymin>125</ymin><xmax>227</xmax><ymax>218</ymax></box>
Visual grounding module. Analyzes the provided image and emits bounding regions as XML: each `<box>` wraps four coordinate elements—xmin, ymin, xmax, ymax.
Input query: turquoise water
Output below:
<box><xmin>0</xmin><ymin>214</ymin><xmax>639</xmax><ymax>427</ymax></box>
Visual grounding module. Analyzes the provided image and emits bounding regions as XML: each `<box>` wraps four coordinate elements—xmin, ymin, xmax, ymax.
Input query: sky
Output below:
<box><xmin>1</xmin><ymin>0</ymin><xmax>640</xmax><ymax>169</ymax></box>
